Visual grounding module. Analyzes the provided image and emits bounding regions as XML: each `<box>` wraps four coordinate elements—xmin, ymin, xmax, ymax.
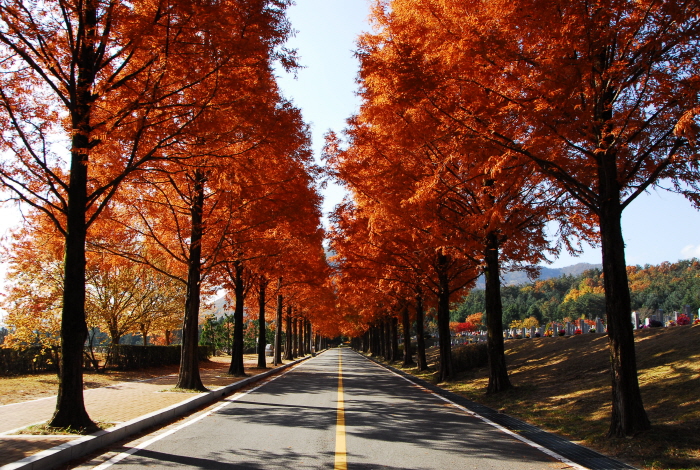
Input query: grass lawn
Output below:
<box><xmin>0</xmin><ymin>354</ymin><xmax>262</xmax><ymax>406</ymax></box>
<box><xmin>377</xmin><ymin>325</ymin><xmax>700</xmax><ymax>470</ymax></box>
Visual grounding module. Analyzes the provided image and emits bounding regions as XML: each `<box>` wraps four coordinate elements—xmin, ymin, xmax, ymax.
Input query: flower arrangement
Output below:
<box><xmin>677</xmin><ymin>314</ymin><xmax>691</xmax><ymax>326</ymax></box>
<box><xmin>668</xmin><ymin>320</ymin><xmax>677</xmax><ymax>327</ymax></box>
<box><xmin>515</xmin><ymin>333</ymin><xmax>522</xmax><ymax>339</ymax></box>
<box><xmin>558</xmin><ymin>329</ymin><xmax>566</xmax><ymax>336</ymax></box>
<box><xmin>525</xmin><ymin>333</ymin><xmax>531</xmax><ymax>338</ymax></box>
<box><xmin>574</xmin><ymin>328</ymin><xmax>582</xmax><ymax>335</ymax></box>
<box><xmin>694</xmin><ymin>318</ymin><xmax>700</xmax><ymax>325</ymax></box>
<box><xmin>544</xmin><ymin>329</ymin><xmax>553</xmax><ymax>337</ymax></box>
<box><xmin>534</xmin><ymin>332</ymin><xmax>541</xmax><ymax>338</ymax></box>
<box><xmin>589</xmin><ymin>327</ymin><xmax>596</xmax><ymax>333</ymax></box>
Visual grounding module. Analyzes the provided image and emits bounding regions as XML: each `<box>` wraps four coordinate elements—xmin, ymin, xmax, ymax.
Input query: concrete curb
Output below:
<box><xmin>1</xmin><ymin>355</ymin><xmax>313</xmax><ymax>470</ymax></box>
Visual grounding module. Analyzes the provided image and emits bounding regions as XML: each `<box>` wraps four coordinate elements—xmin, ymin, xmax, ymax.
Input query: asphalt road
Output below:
<box><xmin>85</xmin><ymin>349</ymin><xmax>566</xmax><ymax>470</ymax></box>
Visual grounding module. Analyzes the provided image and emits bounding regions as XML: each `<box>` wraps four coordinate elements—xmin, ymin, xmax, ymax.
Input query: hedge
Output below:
<box><xmin>108</xmin><ymin>345</ymin><xmax>212</xmax><ymax>370</ymax></box>
<box><xmin>452</xmin><ymin>342</ymin><xmax>489</xmax><ymax>373</ymax></box>
<box><xmin>0</xmin><ymin>345</ymin><xmax>213</xmax><ymax>375</ymax></box>
<box><xmin>0</xmin><ymin>346</ymin><xmax>59</xmax><ymax>376</ymax></box>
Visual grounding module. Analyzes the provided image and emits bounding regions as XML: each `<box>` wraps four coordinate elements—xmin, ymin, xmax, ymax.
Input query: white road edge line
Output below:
<box><xmin>358</xmin><ymin>351</ymin><xmax>589</xmax><ymax>470</ymax></box>
<box><xmin>91</xmin><ymin>360</ymin><xmax>313</xmax><ymax>470</ymax></box>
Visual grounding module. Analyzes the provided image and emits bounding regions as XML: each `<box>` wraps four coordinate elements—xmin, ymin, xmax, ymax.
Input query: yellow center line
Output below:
<box><xmin>335</xmin><ymin>350</ymin><xmax>347</xmax><ymax>470</ymax></box>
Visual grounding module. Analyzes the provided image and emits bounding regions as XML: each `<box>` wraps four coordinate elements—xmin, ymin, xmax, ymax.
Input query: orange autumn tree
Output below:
<box><xmin>0</xmin><ymin>0</ymin><xmax>297</xmax><ymax>428</ymax></box>
<box><xmin>361</xmin><ymin>0</ymin><xmax>700</xmax><ymax>436</ymax></box>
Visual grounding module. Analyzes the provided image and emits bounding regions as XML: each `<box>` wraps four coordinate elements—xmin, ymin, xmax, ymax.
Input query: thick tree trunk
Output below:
<box><xmin>176</xmin><ymin>171</ymin><xmax>207</xmax><ymax>391</ymax></box>
<box><xmin>274</xmin><ymin>292</ymin><xmax>283</xmax><ymax>366</ymax></box>
<box><xmin>436</xmin><ymin>253</ymin><xmax>453</xmax><ymax>382</ymax></box>
<box><xmin>50</xmin><ymin>2</ymin><xmax>100</xmax><ymax>428</ymax></box>
<box><xmin>390</xmin><ymin>316</ymin><xmax>399</xmax><ymax>363</ymax></box>
<box><xmin>362</xmin><ymin>330</ymin><xmax>369</xmax><ymax>353</ymax></box>
<box><xmin>228</xmin><ymin>260</ymin><xmax>246</xmax><ymax>376</ymax></box>
<box><xmin>484</xmin><ymin>232</ymin><xmax>512</xmax><ymax>393</ymax></box>
<box><xmin>257</xmin><ymin>278</ymin><xmax>267</xmax><ymax>369</ymax></box>
<box><xmin>599</xmin><ymin>192</ymin><xmax>650</xmax><ymax>437</ymax></box>
<box><xmin>401</xmin><ymin>304</ymin><xmax>414</xmax><ymax>367</ymax></box>
<box><xmin>415</xmin><ymin>291</ymin><xmax>427</xmax><ymax>371</ymax></box>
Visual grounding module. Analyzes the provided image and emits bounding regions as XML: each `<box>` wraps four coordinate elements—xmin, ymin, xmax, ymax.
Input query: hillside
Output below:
<box><xmin>418</xmin><ymin>325</ymin><xmax>700</xmax><ymax>469</ymax></box>
<box><xmin>474</xmin><ymin>262</ymin><xmax>602</xmax><ymax>289</ymax></box>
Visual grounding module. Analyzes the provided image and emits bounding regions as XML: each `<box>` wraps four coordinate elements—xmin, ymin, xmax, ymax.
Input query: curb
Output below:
<box><xmin>358</xmin><ymin>351</ymin><xmax>636</xmax><ymax>470</ymax></box>
<box><xmin>1</xmin><ymin>355</ymin><xmax>313</xmax><ymax>470</ymax></box>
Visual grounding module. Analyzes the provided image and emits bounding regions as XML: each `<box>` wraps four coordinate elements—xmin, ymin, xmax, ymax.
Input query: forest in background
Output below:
<box><xmin>453</xmin><ymin>259</ymin><xmax>700</xmax><ymax>326</ymax></box>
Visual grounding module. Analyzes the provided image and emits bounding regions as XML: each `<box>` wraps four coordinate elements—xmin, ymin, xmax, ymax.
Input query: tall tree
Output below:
<box><xmin>0</xmin><ymin>0</ymin><xmax>297</xmax><ymax>428</ymax></box>
<box><xmin>361</xmin><ymin>0</ymin><xmax>700</xmax><ymax>436</ymax></box>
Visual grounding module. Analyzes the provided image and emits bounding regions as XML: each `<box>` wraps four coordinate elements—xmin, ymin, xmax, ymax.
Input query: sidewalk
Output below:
<box><xmin>0</xmin><ymin>355</ymin><xmax>298</xmax><ymax>468</ymax></box>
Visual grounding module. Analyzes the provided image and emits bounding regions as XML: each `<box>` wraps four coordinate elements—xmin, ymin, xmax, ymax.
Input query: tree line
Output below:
<box><xmin>325</xmin><ymin>0</ymin><xmax>700</xmax><ymax>439</ymax></box>
<box><xmin>0</xmin><ymin>0</ymin><xmax>336</xmax><ymax>432</ymax></box>
<box><xmin>453</xmin><ymin>259</ymin><xmax>700</xmax><ymax>326</ymax></box>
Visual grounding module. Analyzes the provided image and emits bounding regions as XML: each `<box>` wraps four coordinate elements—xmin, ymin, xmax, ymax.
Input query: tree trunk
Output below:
<box><xmin>484</xmin><ymin>232</ymin><xmax>512</xmax><ymax>393</ymax></box>
<box><xmin>228</xmin><ymin>260</ymin><xmax>246</xmax><ymax>376</ymax></box>
<box><xmin>291</xmin><ymin>316</ymin><xmax>298</xmax><ymax>358</ymax></box>
<box><xmin>436</xmin><ymin>253</ymin><xmax>453</xmax><ymax>382</ymax></box>
<box><xmin>274</xmin><ymin>291</ymin><xmax>283</xmax><ymax>366</ymax></box>
<box><xmin>390</xmin><ymin>316</ymin><xmax>399</xmax><ymax>363</ymax></box>
<box><xmin>49</xmin><ymin>0</ymin><xmax>99</xmax><ymax>431</ymax></box>
<box><xmin>307</xmin><ymin>320</ymin><xmax>313</xmax><ymax>355</ymax></box>
<box><xmin>176</xmin><ymin>171</ymin><xmax>207</xmax><ymax>391</ymax></box>
<box><xmin>140</xmin><ymin>324</ymin><xmax>149</xmax><ymax>346</ymax></box>
<box><xmin>362</xmin><ymin>330</ymin><xmax>369</xmax><ymax>353</ymax></box>
<box><xmin>599</xmin><ymin>189</ymin><xmax>650</xmax><ymax>436</ymax></box>
<box><xmin>415</xmin><ymin>291</ymin><xmax>427</xmax><ymax>371</ymax></box>
<box><xmin>401</xmin><ymin>304</ymin><xmax>414</xmax><ymax>367</ymax></box>
<box><xmin>379</xmin><ymin>320</ymin><xmax>387</xmax><ymax>359</ymax></box>
<box><xmin>257</xmin><ymin>278</ymin><xmax>268</xmax><ymax>369</ymax></box>
<box><xmin>284</xmin><ymin>308</ymin><xmax>293</xmax><ymax>360</ymax></box>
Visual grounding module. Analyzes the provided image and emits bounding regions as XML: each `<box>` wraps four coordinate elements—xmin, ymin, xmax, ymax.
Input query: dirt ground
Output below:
<box><xmin>399</xmin><ymin>325</ymin><xmax>700</xmax><ymax>470</ymax></box>
<box><xmin>0</xmin><ymin>354</ymin><xmax>263</xmax><ymax>406</ymax></box>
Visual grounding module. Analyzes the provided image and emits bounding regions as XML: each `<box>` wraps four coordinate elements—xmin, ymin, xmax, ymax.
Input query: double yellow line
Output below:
<box><xmin>335</xmin><ymin>350</ymin><xmax>347</xmax><ymax>470</ymax></box>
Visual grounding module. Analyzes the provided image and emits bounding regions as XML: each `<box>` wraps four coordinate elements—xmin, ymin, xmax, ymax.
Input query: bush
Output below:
<box><xmin>0</xmin><ymin>346</ymin><xmax>59</xmax><ymax>376</ymax></box>
<box><xmin>452</xmin><ymin>342</ymin><xmax>488</xmax><ymax>373</ymax></box>
<box><xmin>108</xmin><ymin>345</ymin><xmax>212</xmax><ymax>370</ymax></box>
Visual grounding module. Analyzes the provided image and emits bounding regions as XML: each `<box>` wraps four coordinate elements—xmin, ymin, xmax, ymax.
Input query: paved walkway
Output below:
<box><xmin>0</xmin><ymin>356</ymin><xmax>282</xmax><ymax>467</ymax></box>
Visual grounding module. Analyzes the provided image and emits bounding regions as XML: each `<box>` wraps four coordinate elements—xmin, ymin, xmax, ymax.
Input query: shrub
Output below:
<box><xmin>108</xmin><ymin>345</ymin><xmax>212</xmax><ymax>370</ymax></box>
<box><xmin>589</xmin><ymin>328</ymin><xmax>596</xmax><ymax>333</ymax></box>
<box><xmin>558</xmin><ymin>329</ymin><xmax>566</xmax><ymax>336</ymax></box>
<box><xmin>574</xmin><ymin>328</ymin><xmax>582</xmax><ymax>335</ymax></box>
<box><xmin>452</xmin><ymin>342</ymin><xmax>488</xmax><ymax>373</ymax></box>
<box><xmin>649</xmin><ymin>320</ymin><xmax>663</xmax><ymax>328</ymax></box>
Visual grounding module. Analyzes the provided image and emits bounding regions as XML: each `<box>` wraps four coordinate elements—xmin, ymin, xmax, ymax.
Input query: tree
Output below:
<box><xmin>0</xmin><ymin>0</ymin><xmax>297</xmax><ymax>429</ymax></box>
<box><xmin>360</xmin><ymin>0</ymin><xmax>700</xmax><ymax>436</ymax></box>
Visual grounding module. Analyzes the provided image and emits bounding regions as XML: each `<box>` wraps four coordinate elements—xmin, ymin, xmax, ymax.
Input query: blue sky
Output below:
<box><xmin>276</xmin><ymin>0</ymin><xmax>700</xmax><ymax>269</ymax></box>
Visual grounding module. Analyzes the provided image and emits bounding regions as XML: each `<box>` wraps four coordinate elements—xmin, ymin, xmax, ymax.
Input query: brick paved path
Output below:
<box><xmin>0</xmin><ymin>356</ymin><xmax>274</xmax><ymax>467</ymax></box>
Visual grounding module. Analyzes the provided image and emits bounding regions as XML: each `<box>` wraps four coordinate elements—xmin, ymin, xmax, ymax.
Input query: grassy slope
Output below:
<box><xmin>401</xmin><ymin>325</ymin><xmax>700</xmax><ymax>470</ymax></box>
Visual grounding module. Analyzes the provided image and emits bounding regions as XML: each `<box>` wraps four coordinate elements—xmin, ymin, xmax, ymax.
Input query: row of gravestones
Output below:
<box><xmin>631</xmin><ymin>305</ymin><xmax>696</xmax><ymax>329</ymax></box>
<box><xmin>505</xmin><ymin>317</ymin><xmax>607</xmax><ymax>338</ymax></box>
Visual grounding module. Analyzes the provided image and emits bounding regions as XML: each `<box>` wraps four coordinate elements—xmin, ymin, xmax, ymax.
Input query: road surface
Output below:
<box><xmin>81</xmin><ymin>349</ymin><xmax>567</xmax><ymax>469</ymax></box>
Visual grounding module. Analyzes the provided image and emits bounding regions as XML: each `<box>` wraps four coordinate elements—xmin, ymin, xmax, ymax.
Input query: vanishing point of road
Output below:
<box><xmin>76</xmin><ymin>349</ymin><xmax>573</xmax><ymax>469</ymax></box>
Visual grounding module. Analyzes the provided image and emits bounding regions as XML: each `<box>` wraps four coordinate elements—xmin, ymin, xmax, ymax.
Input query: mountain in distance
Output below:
<box><xmin>474</xmin><ymin>262</ymin><xmax>603</xmax><ymax>289</ymax></box>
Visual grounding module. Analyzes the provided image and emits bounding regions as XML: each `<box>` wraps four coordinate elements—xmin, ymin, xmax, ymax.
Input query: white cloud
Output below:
<box><xmin>681</xmin><ymin>245</ymin><xmax>700</xmax><ymax>258</ymax></box>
